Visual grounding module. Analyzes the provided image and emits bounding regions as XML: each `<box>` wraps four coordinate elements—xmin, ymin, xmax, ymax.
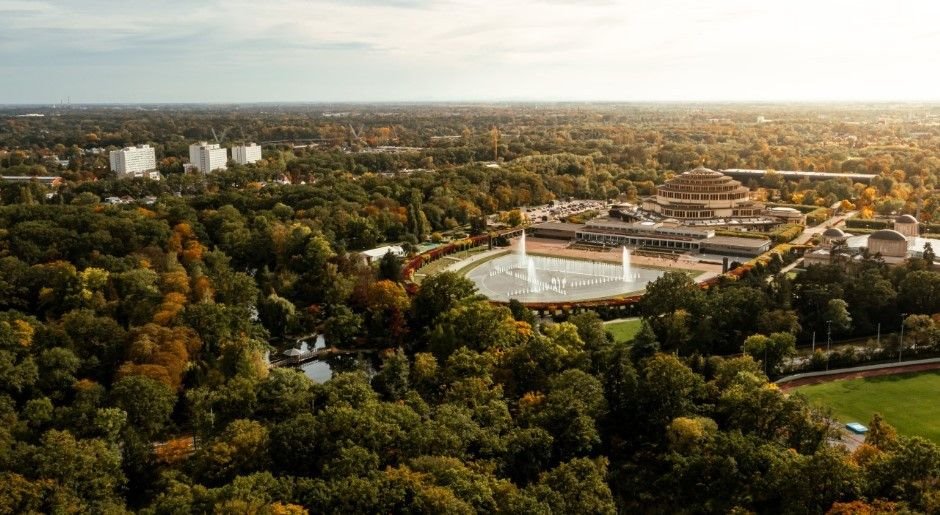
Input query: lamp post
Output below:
<box><xmin>825</xmin><ymin>320</ymin><xmax>832</xmax><ymax>371</ymax></box>
<box><xmin>899</xmin><ymin>313</ymin><xmax>907</xmax><ymax>363</ymax></box>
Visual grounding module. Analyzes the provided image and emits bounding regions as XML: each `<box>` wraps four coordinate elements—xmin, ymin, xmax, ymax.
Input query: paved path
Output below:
<box><xmin>777</xmin><ymin>358</ymin><xmax>940</xmax><ymax>390</ymax></box>
<box><xmin>794</xmin><ymin>210</ymin><xmax>858</xmax><ymax>244</ymax></box>
<box><xmin>443</xmin><ymin>248</ymin><xmax>508</xmax><ymax>273</ymax></box>
<box><xmin>603</xmin><ymin>317</ymin><xmax>640</xmax><ymax>325</ymax></box>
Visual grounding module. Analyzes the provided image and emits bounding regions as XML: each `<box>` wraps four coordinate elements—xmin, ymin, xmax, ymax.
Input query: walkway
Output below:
<box><xmin>443</xmin><ymin>248</ymin><xmax>508</xmax><ymax>273</ymax></box>
<box><xmin>776</xmin><ymin>357</ymin><xmax>940</xmax><ymax>390</ymax></box>
<box><xmin>794</xmin><ymin>210</ymin><xmax>858</xmax><ymax>245</ymax></box>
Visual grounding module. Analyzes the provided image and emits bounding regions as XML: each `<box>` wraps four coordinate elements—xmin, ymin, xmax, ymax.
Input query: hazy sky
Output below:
<box><xmin>1</xmin><ymin>0</ymin><xmax>938</xmax><ymax>103</ymax></box>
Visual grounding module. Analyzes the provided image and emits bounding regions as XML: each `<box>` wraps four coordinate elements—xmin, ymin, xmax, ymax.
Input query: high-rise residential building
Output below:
<box><xmin>188</xmin><ymin>142</ymin><xmax>228</xmax><ymax>173</ymax></box>
<box><xmin>109</xmin><ymin>144</ymin><xmax>157</xmax><ymax>175</ymax></box>
<box><xmin>232</xmin><ymin>143</ymin><xmax>262</xmax><ymax>165</ymax></box>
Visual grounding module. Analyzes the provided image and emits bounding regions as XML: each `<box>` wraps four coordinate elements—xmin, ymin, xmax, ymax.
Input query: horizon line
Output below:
<box><xmin>3</xmin><ymin>99</ymin><xmax>940</xmax><ymax>107</ymax></box>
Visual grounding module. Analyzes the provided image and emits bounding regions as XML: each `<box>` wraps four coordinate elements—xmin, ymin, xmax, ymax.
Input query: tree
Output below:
<box><xmin>428</xmin><ymin>299</ymin><xmax>515</xmax><ymax>359</ymax></box>
<box><xmin>507</xmin><ymin>298</ymin><xmax>537</xmax><ymax>327</ymax></box>
<box><xmin>637</xmin><ymin>272</ymin><xmax>703</xmax><ymax>342</ymax></box>
<box><xmin>638</xmin><ymin>353</ymin><xmax>703</xmax><ymax>429</ymax></box>
<box><xmin>865</xmin><ymin>413</ymin><xmax>898</xmax><ymax>450</ymax></box>
<box><xmin>360</xmin><ymin>280</ymin><xmax>410</xmax><ymax>344</ymax></box>
<box><xmin>527</xmin><ymin>458</ymin><xmax>616</xmax><ymax>515</ymax></box>
<box><xmin>193</xmin><ymin>419</ymin><xmax>270</xmax><ymax>485</ymax></box>
<box><xmin>568</xmin><ymin>311</ymin><xmax>612</xmax><ymax>361</ymax></box>
<box><xmin>372</xmin><ymin>349</ymin><xmax>410</xmax><ymax>401</ymax></box>
<box><xmin>255</xmin><ymin>368</ymin><xmax>315</xmax><ymax>421</ymax></box>
<box><xmin>377</xmin><ymin>250</ymin><xmax>402</xmax><ymax>282</ymax></box>
<box><xmin>825</xmin><ymin>298</ymin><xmax>852</xmax><ymax>333</ymax></box>
<box><xmin>258</xmin><ymin>293</ymin><xmax>297</xmax><ymax>339</ymax></box>
<box><xmin>629</xmin><ymin>320</ymin><xmax>660</xmax><ymax>363</ymax></box>
<box><xmin>899</xmin><ymin>270</ymin><xmax>940</xmax><ymax>315</ymax></box>
<box><xmin>757</xmin><ymin>308</ymin><xmax>802</xmax><ymax>336</ymax></box>
<box><xmin>743</xmin><ymin>332</ymin><xmax>796</xmax><ymax>375</ymax></box>
<box><xmin>109</xmin><ymin>375</ymin><xmax>177</xmax><ymax>439</ymax></box>
<box><xmin>526</xmin><ymin>369</ymin><xmax>606</xmax><ymax>459</ymax></box>
<box><xmin>923</xmin><ymin>242</ymin><xmax>935</xmax><ymax>270</ymax></box>
<box><xmin>410</xmin><ymin>272</ymin><xmax>478</xmax><ymax>330</ymax></box>
<box><xmin>22</xmin><ymin>430</ymin><xmax>126</xmax><ymax>511</ymax></box>
<box><xmin>322</xmin><ymin>304</ymin><xmax>363</xmax><ymax>347</ymax></box>
<box><xmin>903</xmin><ymin>314</ymin><xmax>939</xmax><ymax>351</ymax></box>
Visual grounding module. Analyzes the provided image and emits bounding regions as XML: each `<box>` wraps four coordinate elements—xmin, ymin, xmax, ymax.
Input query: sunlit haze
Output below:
<box><xmin>1</xmin><ymin>0</ymin><xmax>938</xmax><ymax>103</ymax></box>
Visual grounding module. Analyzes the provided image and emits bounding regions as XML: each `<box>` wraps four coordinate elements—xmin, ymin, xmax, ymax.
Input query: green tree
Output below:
<box><xmin>372</xmin><ymin>349</ymin><xmax>410</xmax><ymax>401</ymax></box>
<box><xmin>743</xmin><ymin>332</ymin><xmax>796</xmax><ymax>375</ymax></box>
<box><xmin>410</xmin><ymin>272</ymin><xmax>478</xmax><ymax>330</ymax></box>
<box><xmin>825</xmin><ymin>298</ymin><xmax>853</xmax><ymax>333</ymax></box>
<box><xmin>527</xmin><ymin>457</ymin><xmax>616</xmax><ymax>515</ymax></box>
<box><xmin>257</xmin><ymin>293</ymin><xmax>297</xmax><ymax>339</ymax></box>
<box><xmin>322</xmin><ymin>304</ymin><xmax>363</xmax><ymax>347</ymax></box>
<box><xmin>109</xmin><ymin>375</ymin><xmax>176</xmax><ymax>439</ymax></box>
<box><xmin>377</xmin><ymin>250</ymin><xmax>403</xmax><ymax>282</ymax></box>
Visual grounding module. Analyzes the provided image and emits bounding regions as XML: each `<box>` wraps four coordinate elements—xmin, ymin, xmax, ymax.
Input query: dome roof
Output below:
<box><xmin>769</xmin><ymin>207</ymin><xmax>800</xmax><ymax>213</ymax></box>
<box><xmin>896</xmin><ymin>214</ymin><xmax>918</xmax><ymax>224</ymax></box>
<box><xmin>869</xmin><ymin>229</ymin><xmax>907</xmax><ymax>242</ymax></box>
<box><xmin>822</xmin><ymin>228</ymin><xmax>846</xmax><ymax>238</ymax></box>
<box><xmin>687</xmin><ymin>166</ymin><xmax>721</xmax><ymax>176</ymax></box>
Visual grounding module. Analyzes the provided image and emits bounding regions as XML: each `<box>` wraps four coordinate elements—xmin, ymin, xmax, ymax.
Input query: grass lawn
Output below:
<box><xmin>413</xmin><ymin>246</ymin><xmax>493</xmax><ymax>284</ymax></box>
<box><xmin>605</xmin><ymin>318</ymin><xmax>643</xmax><ymax>343</ymax></box>
<box><xmin>795</xmin><ymin>371</ymin><xmax>940</xmax><ymax>444</ymax></box>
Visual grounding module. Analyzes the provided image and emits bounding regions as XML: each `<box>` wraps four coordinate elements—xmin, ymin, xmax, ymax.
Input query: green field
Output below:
<box><xmin>605</xmin><ymin>318</ymin><xmax>643</xmax><ymax>343</ymax></box>
<box><xmin>795</xmin><ymin>371</ymin><xmax>940</xmax><ymax>443</ymax></box>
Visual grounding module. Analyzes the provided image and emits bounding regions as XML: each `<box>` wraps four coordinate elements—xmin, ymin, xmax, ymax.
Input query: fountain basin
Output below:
<box><xmin>464</xmin><ymin>253</ymin><xmax>666</xmax><ymax>303</ymax></box>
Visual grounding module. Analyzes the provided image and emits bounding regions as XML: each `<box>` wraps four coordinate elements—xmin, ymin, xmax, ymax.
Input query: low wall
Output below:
<box><xmin>775</xmin><ymin>357</ymin><xmax>940</xmax><ymax>387</ymax></box>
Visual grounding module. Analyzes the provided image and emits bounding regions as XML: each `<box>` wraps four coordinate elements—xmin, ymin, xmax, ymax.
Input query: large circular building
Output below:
<box><xmin>641</xmin><ymin>167</ymin><xmax>765</xmax><ymax>220</ymax></box>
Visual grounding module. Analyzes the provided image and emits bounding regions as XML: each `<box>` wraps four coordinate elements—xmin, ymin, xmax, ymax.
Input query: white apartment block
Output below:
<box><xmin>232</xmin><ymin>143</ymin><xmax>263</xmax><ymax>165</ymax></box>
<box><xmin>109</xmin><ymin>144</ymin><xmax>157</xmax><ymax>175</ymax></box>
<box><xmin>188</xmin><ymin>142</ymin><xmax>228</xmax><ymax>173</ymax></box>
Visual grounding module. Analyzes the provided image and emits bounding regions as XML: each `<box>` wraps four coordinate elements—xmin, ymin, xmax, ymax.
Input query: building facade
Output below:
<box><xmin>530</xmin><ymin>218</ymin><xmax>771</xmax><ymax>257</ymax></box>
<box><xmin>641</xmin><ymin>167</ymin><xmax>765</xmax><ymax>220</ymax></box>
<box><xmin>232</xmin><ymin>143</ymin><xmax>262</xmax><ymax>165</ymax></box>
<box><xmin>804</xmin><ymin>215</ymin><xmax>935</xmax><ymax>267</ymax></box>
<box><xmin>109</xmin><ymin>144</ymin><xmax>156</xmax><ymax>175</ymax></box>
<box><xmin>188</xmin><ymin>142</ymin><xmax>228</xmax><ymax>173</ymax></box>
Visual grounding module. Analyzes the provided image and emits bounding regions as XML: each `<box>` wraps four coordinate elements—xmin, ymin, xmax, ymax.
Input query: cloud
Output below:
<box><xmin>1</xmin><ymin>0</ymin><xmax>938</xmax><ymax>102</ymax></box>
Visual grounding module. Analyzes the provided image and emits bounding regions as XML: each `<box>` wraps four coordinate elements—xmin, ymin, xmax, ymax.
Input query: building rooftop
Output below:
<box><xmin>721</xmin><ymin>168</ymin><xmax>878</xmax><ymax>182</ymax></box>
<box><xmin>702</xmin><ymin>236</ymin><xmax>773</xmax><ymax>249</ymax></box>
<box><xmin>361</xmin><ymin>245</ymin><xmax>405</xmax><ymax>258</ymax></box>
<box><xmin>896</xmin><ymin>214</ymin><xmax>918</xmax><ymax>224</ymax></box>
<box><xmin>822</xmin><ymin>227</ymin><xmax>847</xmax><ymax>238</ymax></box>
<box><xmin>869</xmin><ymin>229</ymin><xmax>907</xmax><ymax>242</ymax></box>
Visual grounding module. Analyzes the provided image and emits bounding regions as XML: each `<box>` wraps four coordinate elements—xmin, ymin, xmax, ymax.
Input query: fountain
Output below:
<box><xmin>469</xmin><ymin>234</ymin><xmax>664</xmax><ymax>302</ymax></box>
<box><xmin>518</xmin><ymin>231</ymin><xmax>527</xmax><ymax>268</ymax></box>
<box><xmin>527</xmin><ymin>258</ymin><xmax>538</xmax><ymax>292</ymax></box>
<box><xmin>622</xmin><ymin>246</ymin><xmax>632</xmax><ymax>282</ymax></box>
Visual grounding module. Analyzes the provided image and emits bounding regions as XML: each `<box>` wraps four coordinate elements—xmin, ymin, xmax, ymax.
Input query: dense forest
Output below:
<box><xmin>0</xmin><ymin>104</ymin><xmax>939</xmax><ymax>513</ymax></box>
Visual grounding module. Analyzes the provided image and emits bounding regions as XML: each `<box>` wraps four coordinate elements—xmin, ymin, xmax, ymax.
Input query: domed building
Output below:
<box><xmin>805</xmin><ymin>214</ymin><xmax>938</xmax><ymax>267</ymax></box>
<box><xmin>894</xmin><ymin>214</ymin><xmax>919</xmax><ymax>237</ymax></box>
<box><xmin>821</xmin><ymin>227</ymin><xmax>849</xmax><ymax>245</ymax></box>
<box><xmin>867</xmin><ymin>229</ymin><xmax>909</xmax><ymax>258</ymax></box>
<box><xmin>641</xmin><ymin>167</ymin><xmax>765</xmax><ymax>220</ymax></box>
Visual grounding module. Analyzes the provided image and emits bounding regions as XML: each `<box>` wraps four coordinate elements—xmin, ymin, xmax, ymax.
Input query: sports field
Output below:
<box><xmin>795</xmin><ymin>371</ymin><xmax>940</xmax><ymax>444</ymax></box>
<box><xmin>605</xmin><ymin>318</ymin><xmax>643</xmax><ymax>343</ymax></box>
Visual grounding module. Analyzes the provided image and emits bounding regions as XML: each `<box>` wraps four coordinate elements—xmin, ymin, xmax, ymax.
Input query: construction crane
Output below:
<box><xmin>348</xmin><ymin>124</ymin><xmax>364</xmax><ymax>146</ymax></box>
<box><xmin>210</xmin><ymin>127</ymin><xmax>232</xmax><ymax>144</ymax></box>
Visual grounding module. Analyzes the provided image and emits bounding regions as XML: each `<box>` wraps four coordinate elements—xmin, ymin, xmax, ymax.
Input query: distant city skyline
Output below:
<box><xmin>1</xmin><ymin>0</ymin><xmax>938</xmax><ymax>104</ymax></box>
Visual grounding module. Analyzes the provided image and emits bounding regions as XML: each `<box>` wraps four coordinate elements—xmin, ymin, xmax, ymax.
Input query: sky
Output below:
<box><xmin>1</xmin><ymin>0</ymin><xmax>939</xmax><ymax>103</ymax></box>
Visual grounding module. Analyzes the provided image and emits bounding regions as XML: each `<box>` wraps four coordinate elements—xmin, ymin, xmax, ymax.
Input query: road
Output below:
<box><xmin>793</xmin><ymin>210</ymin><xmax>858</xmax><ymax>245</ymax></box>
